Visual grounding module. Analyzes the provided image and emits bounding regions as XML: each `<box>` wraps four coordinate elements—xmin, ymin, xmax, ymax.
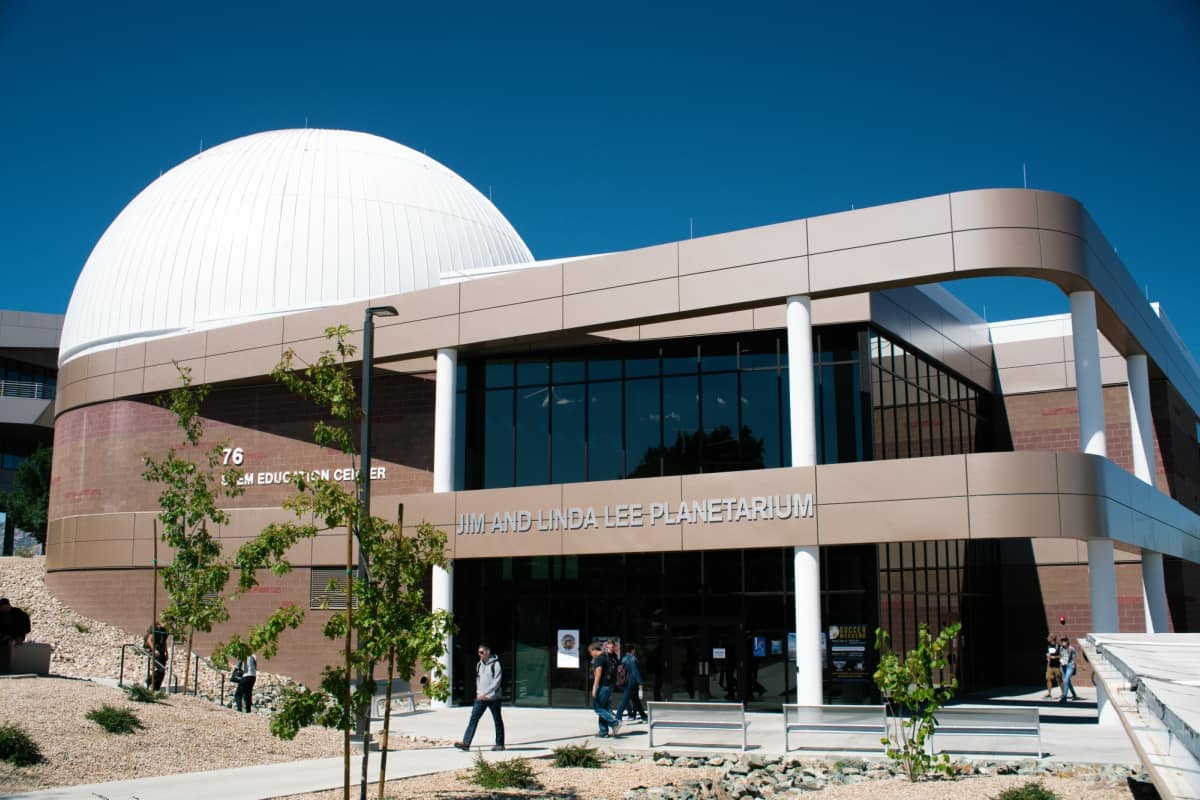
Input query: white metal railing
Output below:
<box><xmin>0</xmin><ymin>380</ymin><xmax>54</xmax><ymax>400</ymax></box>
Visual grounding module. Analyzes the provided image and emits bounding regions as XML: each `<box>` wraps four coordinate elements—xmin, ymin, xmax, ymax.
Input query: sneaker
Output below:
<box><xmin>454</xmin><ymin>741</ymin><xmax>469</xmax><ymax>751</ymax></box>
<box><xmin>492</xmin><ymin>745</ymin><xmax>505</xmax><ymax>751</ymax></box>
<box><xmin>610</xmin><ymin>721</ymin><xmax>621</xmax><ymax>736</ymax></box>
<box><xmin>639</xmin><ymin>716</ymin><xmax>648</xmax><ymax>723</ymax></box>
<box><xmin>596</xmin><ymin>733</ymin><xmax>609</xmax><ymax>738</ymax></box>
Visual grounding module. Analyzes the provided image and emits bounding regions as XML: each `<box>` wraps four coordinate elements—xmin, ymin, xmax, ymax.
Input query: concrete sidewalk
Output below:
<box><xmin>4</xmin><ymin>687</ymin><xmax>1139</xmax><ymax>800</ymax></box>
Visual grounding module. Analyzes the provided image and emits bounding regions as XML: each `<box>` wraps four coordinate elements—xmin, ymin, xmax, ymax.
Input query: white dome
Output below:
<box><xmin>61</xmin><ymin>129</ymin><xmax>533</xmax><ymax>363</ymax></box>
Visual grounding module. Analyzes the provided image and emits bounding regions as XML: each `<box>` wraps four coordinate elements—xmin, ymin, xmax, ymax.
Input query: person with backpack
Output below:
<box><xmin>455</xmin><ymin>642</ymin><xmax>506</xmax><ymax>751</ymax></box>
<box><xmin>614</xmin><ymin>642</ymin><xmax>649</xmax><ymax>723</ymax></box>
<box><xmin>1059</xmin><ymin>636</ymin><xmax>1080</xmax><ymax>702</ymax></box>
<box><xmin>588</xmin><ymin>640</ymin><xmax>621</xmax><ymax>737</ymax></box>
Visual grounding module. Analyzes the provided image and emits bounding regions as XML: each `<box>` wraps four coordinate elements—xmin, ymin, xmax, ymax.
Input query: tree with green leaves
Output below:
<box><xmin>141</xmin><ymin>366</ymin><xmax>244</xmax><ymax>693</ymax></box>
<box><xmin>1</xmin><ymin>444</ymin><xmax>52</xmax><ymax>552</ymax></box>
<box><xmin>214</xmin><ymin>325</ymin><xmax>453</xmax><ymax>800</ymax></box>
<box><xmin>873</xmin><ymin>620</ymin><xmax>962</xmax><ymax>781</ymax></box>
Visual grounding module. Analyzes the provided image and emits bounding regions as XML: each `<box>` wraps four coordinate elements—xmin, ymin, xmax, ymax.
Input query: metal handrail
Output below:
<box><xmin>0</xmin><ymin>379</ymin><xmax>55</xmax><ymax>400</ymax></box>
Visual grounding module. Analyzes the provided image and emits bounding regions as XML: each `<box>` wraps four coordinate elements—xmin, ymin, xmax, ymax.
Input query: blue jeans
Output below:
<box><xmin>593</xmin><ymin>686</ymin><xmax>620</xmax><ymax>735</ymax></box>
<box><xmin>1061</xmin><ymin>664</ymin><xmax>1077</xmax><ymax>699</ymax></box>
<box><xmin>461</xmin><ymin>698</ymin><xmax>504</xmax><ymax>746</ymax></box>
<box><xmin>615</xmin><ymin>681</ymin><xmax>646</xmax><ymax>720</ymax></box>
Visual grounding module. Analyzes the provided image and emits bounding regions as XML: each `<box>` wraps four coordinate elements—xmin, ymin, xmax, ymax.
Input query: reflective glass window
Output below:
<box><xmin>486</xmin><ymin>361</ymin><xmax>514</xmax><ymax>388</ymax></box>
<box><xmin>515</xmin><ymin>385</ymin><xmax>549</xmax><ymax>486</ymax></box>
<box><xmin>551</xmin><ymin>384</ymin><xmax>586</xmax><ymax>484</ymax></box>
<box><xmin>702</xmin><ymin>372</ymin><xmax>739</xmax><ymax>472</ymax></box>
<box><xmin>588</xmin><ymin>381</ymin><xmax>623</xmax><ymax>481</ymax></box>
<box><xmin>740</xmin><ymin>370</ymin><xmax>781</xmax><ymax>469</ymax></box>
<box><xmin>484</xmin><ymin>388</ymin><xmax>514</xmax><ymax>487</ymax></box>
<box><xmin>625</xmin><ymin>377</ymin><xmax>661</xmax><ymax>477</ymax></box>
<box><xmin>662</xmin><ymin>374</ymin><xmax>699</xmax><ymax>475</ymax></box>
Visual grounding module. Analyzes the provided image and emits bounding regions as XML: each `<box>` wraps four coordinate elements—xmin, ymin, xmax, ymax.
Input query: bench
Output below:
<box><xmin>371</xmin><ymin>691</ymin><xmax>417</xmax><ymax>719</ymax></box>
<box><xmin>647</xmin><ymin>701</ymin><xmax>748</xmax><ymax>751</ymax></box>
<box><xmin>782</xmin><ymin>704</ymin><xmax>887</xmax><ymax>752</ymax></box>
<box><xmin>931</xmin><ymin>706</ymin><xmax>1042</xmax><ymax>757</ymax></box>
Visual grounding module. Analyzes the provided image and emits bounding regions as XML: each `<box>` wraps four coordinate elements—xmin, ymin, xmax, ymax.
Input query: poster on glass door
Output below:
<box><xmin>828</xmin><ymin>624</ymin><xmax>868</xmax><ymax>678</ymax></box>
<box><xmin>556</xmin><ymin>629</ymin><xmax>580</xmax><ymax>668</ymax></box>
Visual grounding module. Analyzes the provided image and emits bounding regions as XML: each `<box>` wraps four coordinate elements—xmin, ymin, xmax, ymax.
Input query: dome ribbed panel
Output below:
<box><xmin>61</xmin><ymin>129</ymin><xmax>533</xmax><ymax>363</ymax></box>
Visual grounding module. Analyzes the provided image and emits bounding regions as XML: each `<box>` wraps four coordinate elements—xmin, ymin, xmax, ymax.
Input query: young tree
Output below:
<box><xmin>1</xmin><ymin>444</ymin><xmax>52</xmax><ymax>551</ymax></box>
<box><xmin>141</xmin><ymin>367</ymin><xmax>244</xmax><ymax>693</ymax></box>
<box><xmin>873</xmin><ymin>621</ymin><xmax>963</xmax><ymax>781</ymax></box>
<box><xmin>214</xmin><ymin>326</ymin><xmax>453</xmax><ymax>800</ymax></box>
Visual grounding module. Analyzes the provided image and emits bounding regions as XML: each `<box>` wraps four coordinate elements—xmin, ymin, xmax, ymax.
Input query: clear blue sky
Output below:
<box><xmin>2</xmin><ymin>2</ymin><xmax>1197</xmax><ymax>353</ymax></box>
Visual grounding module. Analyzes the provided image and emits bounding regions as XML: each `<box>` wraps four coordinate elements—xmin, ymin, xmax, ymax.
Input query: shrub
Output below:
<box><xmin>0</xmin><ymin>723</ymin><xmax>42</xmax><ymax>766</ymax></box>
<box><xmin>73</xmin><ymin>621</ymin><xmax>90</xmax><ymax>633</ymax></box>
<box><xmin>125</xmin><ymin>683</ymin><xmax>166</xmax><ymax>704</ymax></box>
<box><xmin>874</xmin><ymin>621</ymin><xmax>962</xmax><ymax>781</ymax></box>
<box><xmin>551</xmin><ymin>743</ymin><xmax>605</xmax><ymax>768</ymax></box>
<box><xmin>993</xmin><ymin>783</ymin><xmax>1059</xmax><ymax>800</ymax></box>
<box><xmin>86</xmin><ymin>705</ymin><xmax>144</xmax><ymax>734</ymax></box>
<box><xmin>468</xmin><ymin>754</ymin><xmax>540</xmax><ymax>789</ymax></box>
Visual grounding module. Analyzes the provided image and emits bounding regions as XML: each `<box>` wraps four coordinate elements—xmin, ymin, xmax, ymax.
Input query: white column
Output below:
<box><xmin>1071</xmin><ymin>292</ymin><xmax>1106</xmax><ymax>458</ymax></box>
<box><xmin>1127</xmin><ymin>353</ymin><xmax>1171</xmax><ymax>633</ymax></box>
<box><xmin>432</xmin><ymin>347</ymin><xmax>457</xmax><ymax>707</ymax></box>
<box><xmin>1126</xmin><ymin>355</ymin><xmax>1154</xmax><ymax>485</ymax></box>
<box><xmin>1087</xmin><ymin>539</ymin><xmax>1119</xmax><ymax>633</ymax></box>
<box><xmin>1141</xmin><ymin>551</ymin><xmax>1168</xmax><ymax>633</ymax></box>
<box><xmin>1071</xmin><ymin>292</ymin><xmax>1119</xmax><ymax>634</ymax></box>
<box><xmin>786</xmin><ymin>295</ymin><xmax>822</xmax><ymax>706</ymax></box>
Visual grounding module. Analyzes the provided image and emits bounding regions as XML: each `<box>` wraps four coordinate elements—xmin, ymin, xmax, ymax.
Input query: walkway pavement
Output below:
<box><xmin>4</xmin><ymin>686</ymin><xmax>1139</xmax><ymax>800</ymax></box>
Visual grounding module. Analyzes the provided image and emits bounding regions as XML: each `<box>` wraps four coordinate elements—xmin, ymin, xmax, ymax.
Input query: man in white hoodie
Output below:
<box><xmin>454</xmin><ymin>643</ymin><xmax>506</xmax><ymax>751</ymax></box>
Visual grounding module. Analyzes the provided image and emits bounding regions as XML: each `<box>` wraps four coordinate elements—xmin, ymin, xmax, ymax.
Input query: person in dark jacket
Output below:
<box><xmin>455</xmin><ymin>643</ymin><xmax>506</xmax><ymax>751</ymax></box>
<box><xmin>614</xmin><ymin>642</ymin><xmax>649</xmax><ymax>722</ymax></box>
<box><xmin>0</xmin><ymin>598</ymin><xmax>31</xmax><ymax>674</ymax></box>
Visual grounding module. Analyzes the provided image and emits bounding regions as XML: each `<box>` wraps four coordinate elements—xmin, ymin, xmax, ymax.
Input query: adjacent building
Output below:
<box><xmin>44</xmin><ymin>129</ymin><xmax>1200</xmax><ymax>705</ymax></box>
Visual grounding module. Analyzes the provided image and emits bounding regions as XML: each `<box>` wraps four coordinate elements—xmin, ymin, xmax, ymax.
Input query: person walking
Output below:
<box><xmin>1059</xmin><ymin>636</ymin><xmax>1080</xmax><ymax>702</ymax></box>
<box><xmin>589</xmin><ymin>640</ymin><xmax>621</xmax><ymax>737</ymax></box>
<box><xmin>455</xmin><ymin>643</ymin><xmax>506</xmax><ymax>751</ymax></box>
<box><xmin>1044</xmin><ymin>634</ymin><xmax>1062</xmax><ymax>699</ymax></box>
<box><xmin>615</xmin><ymin>642</ymin><xmax>648</xmax><ymax>722</ymax></box>
<box><xmin>234</xmin><ymin>653</ymin><xmax>257</xmax><ymax>712</ymax></box>
<box><xmin>143</xmin><ymin>625</ymin><xmax>168</xmax><ymax>691</ymax></box>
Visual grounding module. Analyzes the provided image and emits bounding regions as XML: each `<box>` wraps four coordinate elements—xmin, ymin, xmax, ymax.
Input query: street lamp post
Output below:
<box><xmin>358</xmin><ymin>304</ymin><xmax>397</xmax><ymax>800</ymax></box>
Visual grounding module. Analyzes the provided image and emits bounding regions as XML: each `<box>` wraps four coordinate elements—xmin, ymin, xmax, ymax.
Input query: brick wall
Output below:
<box><xmin>46</xmin><ymin>566</ymin><xmax>340</xmax><ymax>688</ymax></box>
<box><xmin>50</xmin><ymin>372</ymin><xmax>436</xmax><ymax>520</ymax></box>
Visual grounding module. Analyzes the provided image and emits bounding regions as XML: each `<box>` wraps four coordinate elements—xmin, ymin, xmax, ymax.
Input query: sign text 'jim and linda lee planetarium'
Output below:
<box><xmin>45</xmin><ymin>129</ymin><xmax>1200</xmax><ymax>707</ymax></box>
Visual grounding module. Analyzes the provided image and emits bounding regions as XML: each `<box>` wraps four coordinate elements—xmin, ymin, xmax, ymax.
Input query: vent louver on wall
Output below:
<box><xmin>309</xmin><ymin>567</ymin><xmax>358</xmax><ymax>610</ymax></box>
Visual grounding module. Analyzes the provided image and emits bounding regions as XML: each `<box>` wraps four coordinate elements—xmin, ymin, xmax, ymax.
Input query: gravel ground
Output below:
<box><xmin>279</xmin><ymin>765</ymin><xmax>1139</xmax><ymax>800</ymax></box>
<box><xmin>0</xmin><ymin>556</ymin><xmax>1144</xmax><ymax>799</ymax></box>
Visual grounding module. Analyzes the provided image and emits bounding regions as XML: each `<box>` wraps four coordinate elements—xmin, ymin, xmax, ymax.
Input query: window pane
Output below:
<box><xmin>486</xmin><ymin>361</ymin><xmax>514</xmax><ymax>388</ymax></box>
<box><xmin>516</xmin><ymin>361</ymin><xmax>549</xmax><ymax>387</ymax></box>
<box><xmin>551</xmin><ymin>384</ymin><xmax>586</xmax><ymax>484</ymax></box>
<box><xmin>588</xmin><ymin>381</ymin><xmax>623</xmax><ymax>481</ymax></box>
<box><xmin>515</xmin><ymin>385</ymin><xmax>549</xmax><ymax>486</ymax></box>
<box><xmin>484</xmin><ymin>389</ymin><xmax>514</xmax><ymax>487</ymax></box>
<box><xmin>740</xmin><ymin>370</ymin><xmax>780</xmax><ymax>469</ymax></box>
<box><xmin>625</xmin><ymin>377</ymin><xmax>661</xmax><ymax>477</ymax></box>
<box><xmin>662</xmin><ymin>374</ymin><xmax>699</xmax><ymax>475</ymax></box>
<box><xmin>702</xmin><ymin>372</ymin><xmax>739</xmax><ymax>472</ymax></box>
<box><xmin>552</xmin><ymin>360</ymin><xmax>585</xmax><ymax>384</ymax></box>
<box><xmin>589</xmin><ymin>359</ymin><xmax>621</xmax><ymax>381</ymax></box>
<box><xmin>625</xmin><ymin>356</ymin><xmax>659</xmax><ymax>379</ymax></box>
<box><xmin>663</xmin><ymin>354</ymin><xmax>697</xmax><ymax>376</ymax></box>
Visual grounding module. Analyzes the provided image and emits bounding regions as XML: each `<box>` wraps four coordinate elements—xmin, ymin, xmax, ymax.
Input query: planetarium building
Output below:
<box><xmin>46</xmin><ymin>129</ymin><xmax>1200</xmax><ymax>707</ymax></box>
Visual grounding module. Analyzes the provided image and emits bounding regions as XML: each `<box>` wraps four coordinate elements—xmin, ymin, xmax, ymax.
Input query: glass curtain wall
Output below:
<box><xmin>868</xmin><ymin>332</ymin><xmax>983</xmax><ymax>460</ymax></box>
<box><xmin>454</xmin><ymin>327</ymin><xmax>872</xmax><ymax>491</ymax></box>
